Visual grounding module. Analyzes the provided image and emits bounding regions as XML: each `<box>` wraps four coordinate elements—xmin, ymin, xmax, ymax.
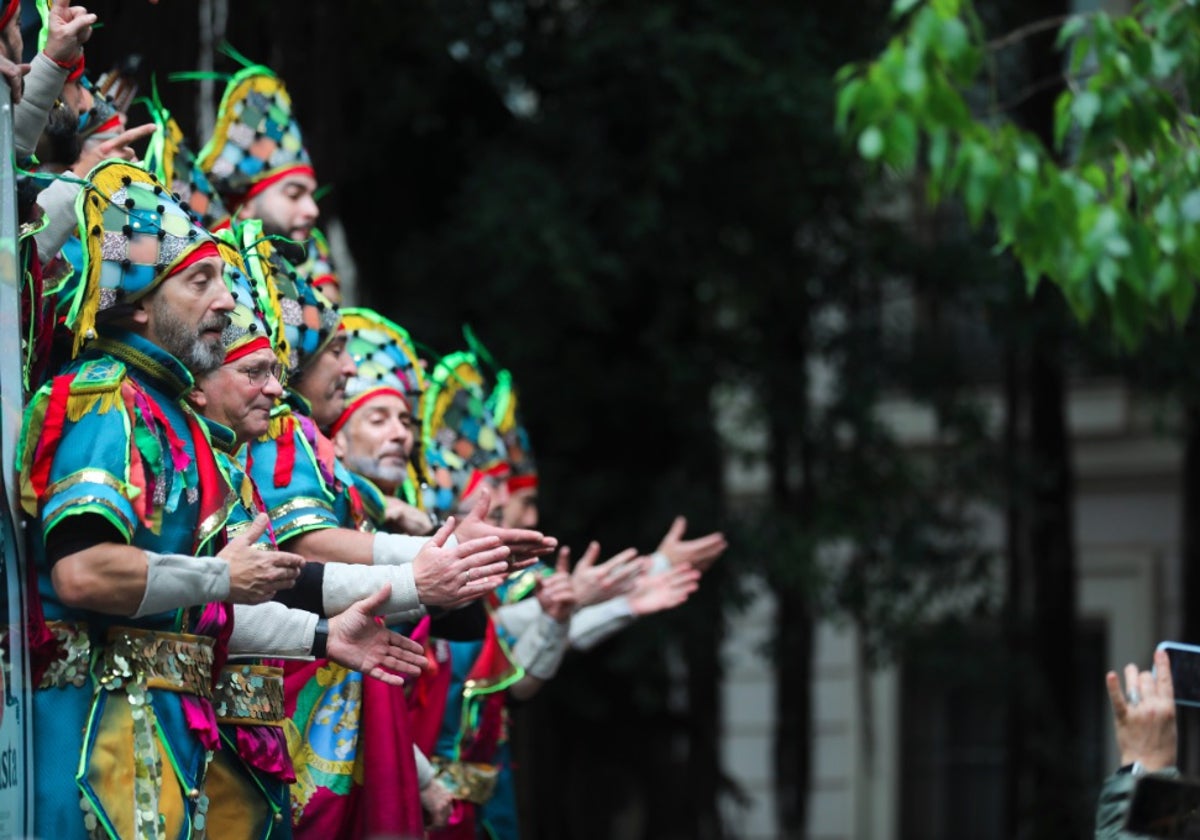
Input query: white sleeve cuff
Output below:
<box><xmin>413</xmin><ymin>746</ymin><xmax>435</xmax><ymax>788</ymax></box>
<box><xmin>493</xmin><ymin>598</ymin><xmax>542</xmax><ymax>637</ymax></box>
<box><xmin>568</xmin><ymin>597</ymin><xmax>635</xmax><ymax>651</ymax></box>
<box><xmin>133</xmin><ymin>552</ymin><xmax>231</xmax><ymax>618</ymax></box>
<box><xmin>322</xmin><ymin>561</ymin><xmax>423</xmax><ymax>621</ymax></box>
<box><xmin>649</xmin><ymin>551</ymin><xmax>672</xmax><ymax>575</ymax></box>
<box><xmin>229</xmin><ymin>602</ymin><xmax>319</xmax><ymax>658</ymax></box>
<box><xmin>511</xmin><ymin>613</ymin><xmax>570</xmax><ymax>680</ymax></box>
<box><xmin>373</xmin><ymin>531</ymin><xmax>432</xmax><ymax>566</ymax></box>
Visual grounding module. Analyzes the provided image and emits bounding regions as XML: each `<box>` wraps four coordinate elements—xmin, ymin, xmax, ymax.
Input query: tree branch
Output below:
<box><xmin>988</xmin><ymin>73</ymin><xmax>1083</xmax><ymax>117</ymax></box>
<box><xmin>986</xmin><ymin>12</ymin><xmax>1096</xmax><ymax>52</ymax></box>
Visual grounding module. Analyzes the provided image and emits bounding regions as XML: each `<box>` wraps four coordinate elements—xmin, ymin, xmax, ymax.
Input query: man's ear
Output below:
<box><xmin>186</xmin><ymin>385</ymin><xmax>208</xmax><ymax>412</ymax></box>
<box><xmin>129</xmin><ymin>298</ymin><xmax>150</xmax><ymax>326</ymax></box>
<box><xmin>236</xmin><ymin>198</ymin><xmax>257</xmax><ymax>221</ymax></box>
<box><xmin>332</xmin><ymin>428</ymin><xmax>347</xmax><ymax>460</ymax></box>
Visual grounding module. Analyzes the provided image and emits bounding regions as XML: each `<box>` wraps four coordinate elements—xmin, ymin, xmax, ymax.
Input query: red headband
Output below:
<box><xmin>461</xmin><ymin>462</ymin><xmax>512</xmax><ymax>502</ymax></box>
<box><xmin>239</xmin><ymin>165</ymin><xmax>318</xmax><ymax>207</ymax></box>
<box><xmin>224</xmin><ymin>336</ymin><xmax>272</xmax><ymax>365</ymax></box>
<box><xmin>507</xmin><ymin>474</ymin><xmax>539</xmax><ymax>493</ymax></box>
<box><xmin>328</xmin><ymin>387</ymin><xmax>411</xmax><ymax>438</ymax></box>
<box><xmin>167</xmin><ymin>241</ymin><xmax>221</xmax><ymax>277</ymax></box>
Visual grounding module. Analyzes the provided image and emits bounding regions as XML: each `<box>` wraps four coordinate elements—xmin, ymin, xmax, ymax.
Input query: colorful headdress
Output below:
<box><xmin>269</xmin><ymin>248</ymin><xmax>339</xmax><ymax>377</ymax></box>
<box><xmin>463</xmin><ymin>326</ymin><xmax>538</xmax><ymax>493</ymax></box>
<box><xmin>143</xmin><ymin>87</ymin><xmax>232</xmax><ymax>232</ymax></box>
<box><xmin>488</xmin><ymin>369</ymin><xmax>538</xmax><ymax>493</ymax></box>
<box><xmin>302</xmin><ymin>228</ymin><xmax>339</xmax><ymax>295</ymax></box>
<box><xmin>217</xmin><ymin>259</ymin><xmax>274</xmax><ymax>366</ymax></box>
<box><xmin>196</xmin><ymin>61</ymin><xmax>314</xmax><ymax>212</ymax></box>
<box><xmin>420</xmin><ymin>351</ymin><xmax>509</xmax><ymax>517</ymax></box>
<box><xmin>221</xmin><ymin>218</ymin><xmax>290</xmax><ymax>371</ymax></box>
<box><xmin>332</xmin><ymin>308</ymin><xmax>425</xmax><ymax>437</ymax></box>
<box><xmin>65</xmin><ymin>161</ymin><xmax>229</xmax><ymax>356</ymax></box>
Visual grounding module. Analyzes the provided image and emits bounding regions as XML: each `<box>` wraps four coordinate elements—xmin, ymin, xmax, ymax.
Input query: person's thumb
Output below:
<box><xmin>664</xmin><ymin>515</ymin><xmax>686</xmax><ymax>544</ymax></box>
<box><xmin>577</xmin><ymin>541</ymin><xmax>600</xmax><ymax>569</ymax></box>
<box><xmin>238</xmin><ymin>513</ymin><xmax>269</xmax><ymax>545</ymax></box>
<box><xmin>355</xmin><ymin>582</ymin><xmax>393</xmax><ymax>615</ymax></box>
<box><xmin>430</xmin><ymin>516</ymin><xmax>456</xmax><ymax>548</ymax></box>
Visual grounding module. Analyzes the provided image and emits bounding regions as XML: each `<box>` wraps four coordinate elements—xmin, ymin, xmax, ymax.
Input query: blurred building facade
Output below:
<box><xmin>718</xmin><ymin>380</ymin><xmax>1175</xmax><ymax>838</ymax></box>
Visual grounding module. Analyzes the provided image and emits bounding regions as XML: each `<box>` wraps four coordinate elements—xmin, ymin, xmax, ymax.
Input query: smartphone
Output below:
<box><xmin>1157</xmin><ymin>642</ymin><xmax>1200</xmax><ymax>708</ymax></box>
<box><xmin>1125</xmin><ymin>774</ymin><xmax>1200</xmax><ymax>837</ymax></box>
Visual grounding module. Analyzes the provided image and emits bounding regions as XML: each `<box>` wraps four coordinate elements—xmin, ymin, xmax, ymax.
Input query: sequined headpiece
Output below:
<box><xmin>463</xmin><ymin>325</ymin><xmax>538</xmax><ymax>493</ymax></box>
<box><xmin>221</xmin><ymin>218</ymin><xmax>291</xmax><ymax>372</ymax></box>
<box><xmin>144</xmin><ymin>91</ymin><xmax>232</xmax><ymax>232</ymax></box>
<box><xmin>488</xmin><ymin>370</ymin><xmax>538</xmax><ymax>493</ymax></box>
<box><xmin>269</xmin><ymin>248</ymin><xmax>339</xmax><ymax>377</ymax></box>
<box><xmin>66</xmin><ymin>161</ymin><xmax>229</xmax><ymax>356</ymax></box>
<box><xmin>217</xmin><ymin>258</ymin><xmax>273</xmax><ymax>366</ymax></box>
<box><xmin>331</xmin><ymin>308</ymin><xmax>425</xmax><ymax>437</ymax></box>
<box><xmin>421</xmin><ymin>351</ymin><xmax>509</xmax><ymax>517</ymax></box>
<box><xmin>197</xmin><ymin>64</ymin><xmax>314</xmax><ymax>213</ymax></box>
<box><xmin>303</xmin><ymin>228</ymin><xmax>339</xmax><ymax>297</ymax></box>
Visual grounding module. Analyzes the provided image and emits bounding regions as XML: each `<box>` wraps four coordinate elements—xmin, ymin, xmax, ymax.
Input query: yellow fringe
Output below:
<box><xmin>65</xmin><ymin>389</ymin><xmax>122</xmax><ymax>423</ymax></box>
<box><xmin>240</xmin><ymin>474</ymin><xmax>254</xmax><ymax>511</ymax></box>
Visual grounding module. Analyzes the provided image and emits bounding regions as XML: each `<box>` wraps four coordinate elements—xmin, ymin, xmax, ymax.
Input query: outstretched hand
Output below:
<box><xmin>219</xmin><ymin>513</ymin><xmax>304</xmax><ymax>604</ymax></box>
<box><xmin>327</xmin><ymin>583</ymin><xmax>427</xmax><ymax>686</ymax></box>
<box><xmin>454</xmin><ymin>488</ymin><xmax>557</xmax><ymax>567</ymax></box>
<box><xmin>421</xmin><ymin>778</ymin><xmax>453</xmax><ymax>829</ymax></box>
<box><xmin>44</xmin><ymin>0</ymin><xmax>95</xmax><ymax>65</ymax></box>
<box><xmin>534</xmin><ymin>548</ymin><xmax>578</xmax><ymax>622</ymax></box>
<box><xmin>627</xmin><ymin>564</ymin><xmax>701</xmax><ymax>617</ymax></box>
<box><xmin>1105</xmin><ymin>648</ymin><xmax>1177</xmax><ymax>772</ymax></box>
<box><xmin>568</xmin><ymin>542</ymin><xmax>643</xmax><ymax>607</ymax></box>
<box><xmin>71</xmin><ymin>123</ymin><xmax>156</xmax><ymax>175</ymax></box>
<box><xmin>656</xmin><ymin>516</ymin><xmax>727</xmax><ymax>572</ymax></box>
<box><xmin>412</xmin><ymin>516</ymin><xmax>513</xmax><ymax>608</ymax></box>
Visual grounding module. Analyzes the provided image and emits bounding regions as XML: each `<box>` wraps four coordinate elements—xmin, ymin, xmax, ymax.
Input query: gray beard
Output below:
<box><xmin>342</xmin><ymin>454</ymin><xmax>407</xmax><ymax>490</ymax></box>
<box><xmin>151</xmin><ymin>296</ymin><xmax>227</xmax><ymax>375</ymax></box>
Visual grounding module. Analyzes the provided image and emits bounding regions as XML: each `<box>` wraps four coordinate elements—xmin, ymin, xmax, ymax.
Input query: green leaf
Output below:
<box><xmin>835</xmin><ymin>78</ymin><xmax>863</xmax><ymax>133</ymax></box>
<box><xmin>858</xmin><ymin>126</ymin><xmax>885</xmax><ymax>160</ymax></box>
<box><xmin>1055</xmin><ymin>15</ymin><xmax>1088</xmax><ymax>48</ymax></box>
<box><xmin>927</xmin><ymin>127</ymin><xmax>950</xmax><ymax>178</ymax></box>
<box><xmin>1096</xmin><ymin>257</ymin><xmax>1120</xmax><ymax>297</ymax></box>
<box><xmin>1169</xmin><ymin>275</ymin><xmax>1196</xmax><ymax>322</ymax></box>
<box><xmin>891</xmin><ymin>0</ymin><xmax>923</xmax><ymax>19</ymax></box>
<box><xmin>1072</xmin><ymin>91</ymin><xmax>1102</xmax><ymax>131</ymax></box>
<box><xmin>1180</xmin><ymin>189</ymin><xmax>1200</xmax><ymax>222</ymax></box>
<box><xmin>886</xmin><ymin>113</ymin><xmax>919</xmax><ymax>170</ymax></box>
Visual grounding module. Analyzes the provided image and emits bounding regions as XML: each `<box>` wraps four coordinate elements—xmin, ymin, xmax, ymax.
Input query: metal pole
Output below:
<box><xmin>0</xmin><ymin>82</ymin><xmax>35</xmax><ymax>836</ymax></box>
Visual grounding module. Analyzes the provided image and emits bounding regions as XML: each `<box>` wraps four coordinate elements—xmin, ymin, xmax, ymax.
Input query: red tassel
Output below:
<box><xmin>29</xmin><ymin>376</ymin><xmax>72</xmax><ymax>501</ymax></box>
<box><xmin>274</xmin><ymin>417</ymin><xmax>296</xmax><ymax>489</ymax></box>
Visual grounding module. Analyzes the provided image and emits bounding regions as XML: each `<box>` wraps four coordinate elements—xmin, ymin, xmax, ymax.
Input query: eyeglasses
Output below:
<box><xmin>235</xmin><ymin>362</ymin><xmax>284</xmax><ymax>387</ymax></box>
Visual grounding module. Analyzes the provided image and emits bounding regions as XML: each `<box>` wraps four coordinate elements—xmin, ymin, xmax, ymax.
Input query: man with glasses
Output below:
<box><xmin>186</xmin><ymin>262</ymin><xmax>440</xmax><ymax>840</ymax></box>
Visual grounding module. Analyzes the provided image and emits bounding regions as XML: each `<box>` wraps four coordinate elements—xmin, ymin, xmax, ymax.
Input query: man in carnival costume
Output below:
<box><xmin>219</xmin><ymin>223</ymin><xmax>540</xmax><ymax>838</ymax></box>
<box><xmin>196</xmin><ymin>57</ymin><xmax>318</xmax><ymax>264</ymax></box>
<box><xmin>408</xmin><ymin>349</ymin><xmax>580</xmax><ymax>840</ymax></box>
<box><xmin>185</xmin><ymin>254</ymin><xmax>442</xmax><ymax>839</ymax></box>
<box><xmin>462</xmin><ymin>345</ymin><xmax>722</xmax><ymax>839</ymax></box>
<box><xmin>469</xmin><ymin>335</ymin><xmax>721</xmax><ymax>656</ymax></box>
<box><xmin>16</xmin><ymin>161</ymin><xmax>311</xmax><ymax>840</ymax></box>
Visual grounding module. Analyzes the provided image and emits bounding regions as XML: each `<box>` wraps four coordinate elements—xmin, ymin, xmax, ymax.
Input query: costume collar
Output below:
<box><xmin>283</xmin><ymin>387</ymin><xmax>313</xmax><ymax>418</ymax></box>
<box><xmin>196</xmin><ymin>413</ymin><xmax>240</xmax><ymax>456</ymax></box>
<box><xmin>91</xmin><ymin>327</ymin><xmax>195</xmax><ymax>399</ymax></box>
